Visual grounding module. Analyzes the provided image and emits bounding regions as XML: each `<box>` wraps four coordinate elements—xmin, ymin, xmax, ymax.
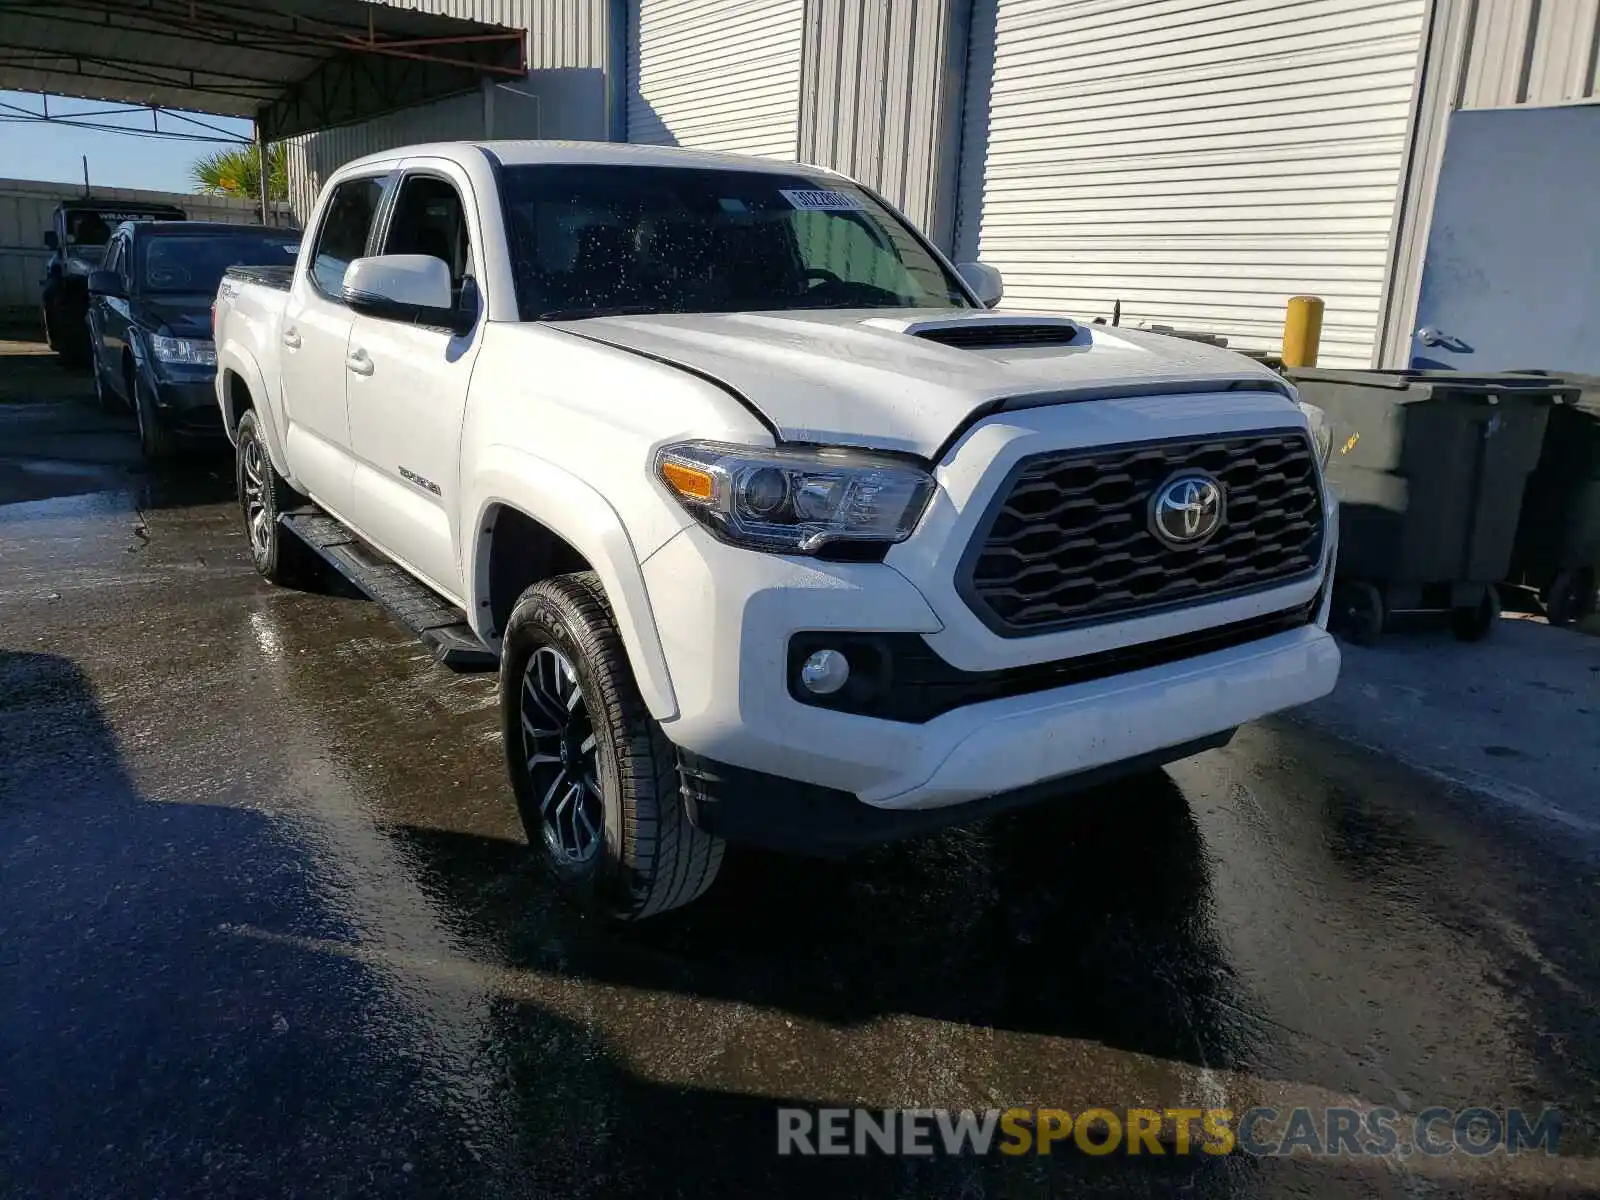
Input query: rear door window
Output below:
<box><xmin>309</xmin><ymin>176</ymin><xmax>388</xmax><ymax>298</ymax></box>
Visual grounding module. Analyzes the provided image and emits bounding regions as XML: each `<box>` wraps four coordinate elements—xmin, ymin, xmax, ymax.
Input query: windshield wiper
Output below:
<box><xmin>535</xmin><ymin>304</ymin><xmax>664</xmax><ymax>321</ymax></box>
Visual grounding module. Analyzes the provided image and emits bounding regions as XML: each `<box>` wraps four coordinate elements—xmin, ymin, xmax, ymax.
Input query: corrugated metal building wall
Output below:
<box><xmin>1378</xmin><ymin>0</ymin><xmax>1600</xmax><ymax>364</ymax></box>
<box><xmin>797</xmin><ymin>0</ymin><xmax>966</xmax><ymax>245</ymax></box>
<box><xmin>284</xmin><ymin>0</ymin><xmax>614</xmax><ymax>220</ymax></box>
<box><xmin>628</xmin><ymin>0</ymin><xmax>804</xmax><ymax>157</ymax></box>
<box><xmin>286</xmin><ymin>91</ymin><xmax>491</xmax><ymax>218</ymax></box>
<box><xmin>270</xmin><ymin>0</ymin><xmax>1586</xmax><ymax>370</ymax></box>
<box><xmin>955</xmin><ymin>0</ymin><xmax>1427</xmax><ymax>367</ymax></box>
<box><xmin>0</xmin><ymin>178</ymin><xmax>292</xmax><ymax>315</ymax></box>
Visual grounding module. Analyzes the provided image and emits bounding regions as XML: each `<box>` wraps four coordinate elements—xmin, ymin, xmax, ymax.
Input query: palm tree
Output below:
<box><xmin>191</xmin><ymin>144</ymin><xmax>288</xmax><ymax>202</ymax></box>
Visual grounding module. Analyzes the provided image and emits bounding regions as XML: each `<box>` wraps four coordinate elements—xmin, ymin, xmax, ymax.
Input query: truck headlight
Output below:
<box><xmin>1298</xmin><ymin>401</ymin><xmax>1333</xmax><ymax>469</ymax></box>
<box><xmin>149</xmin><ymin>334</ymin><xmax>216</xmax><ymax>367</ymax></box>
<box><xmin>654</xmin><ymin>440</ymin><xmax>934</xmax><ymax>557</ymax></box>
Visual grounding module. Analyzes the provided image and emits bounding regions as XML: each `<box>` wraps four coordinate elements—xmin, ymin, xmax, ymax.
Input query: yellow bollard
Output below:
<box><xmin>1281</xmin><ymin>296</ymin><xmax>1324</xmax><ymax>368</ymax></box>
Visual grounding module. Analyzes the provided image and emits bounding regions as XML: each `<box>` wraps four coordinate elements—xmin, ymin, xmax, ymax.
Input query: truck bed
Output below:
<box><xmin>223</xmin><ymin>264</ymin><xmax>294</xmax><ymax>291</ymax></box>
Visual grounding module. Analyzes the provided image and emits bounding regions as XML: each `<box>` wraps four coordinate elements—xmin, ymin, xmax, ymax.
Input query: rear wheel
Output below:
<box><xmin>500</xmin><ymin>573</ymin><xmax>724</xmax><ymax>920</ymax></box>
<box><xmin>236</xmin><ymin>409</ymin><xmax>314</xmax><ymax>587</ymax></box>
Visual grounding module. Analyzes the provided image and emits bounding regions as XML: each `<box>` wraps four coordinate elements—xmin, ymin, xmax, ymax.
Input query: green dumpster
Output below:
<box><xmin>1285</xmin><ymin>369</ymin><xmax>1573</xmax><ymax>642</ymax></box>
<box><xmin>1508</xmin><ymin>372</ymin><xmax>1600</xmax><ymax>626</ymax></box>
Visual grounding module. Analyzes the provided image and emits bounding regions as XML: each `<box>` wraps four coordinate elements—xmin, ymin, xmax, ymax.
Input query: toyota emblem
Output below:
<box><xmin>1149</xmin><ymin>472</ymin><xmax>1225</xmax><ymax>548</ymax></box>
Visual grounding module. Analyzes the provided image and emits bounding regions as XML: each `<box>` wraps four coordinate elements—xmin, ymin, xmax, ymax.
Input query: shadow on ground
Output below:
<box><xmin>0</xmin><ymin>336</ymin><xmax>233</xmax><ymax>510</ymax></box>
<box><xmin>0</xmin><ymin>647</ymin><xmax>1257</xmax><ymax>1198</ymax></box>
<box><xmin>388</xmin><ymin>768</ymin><xmax>1243</xmax><ymax>1069</ymax></box>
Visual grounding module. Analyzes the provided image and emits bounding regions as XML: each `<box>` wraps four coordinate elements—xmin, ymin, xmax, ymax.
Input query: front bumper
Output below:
<box><xmin>679</xmin><ymin>730</ymin><xmax>1238</xmax><ymax>856</ymax></box>
<box><xmin>146</xmin><ymin>369</ymin><xmax>224</xmax><ymax>436</ymax></box>
<box><xmin>643</xmin><ymin>518</ymin><xmax>1340</xmax><ymax>816</ymax></box>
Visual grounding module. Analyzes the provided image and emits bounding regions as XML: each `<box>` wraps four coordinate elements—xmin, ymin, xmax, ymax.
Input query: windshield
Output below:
<box><xmin>498</xmin><ymin>164</ymin><xmax>971</xmax><ymax>319</ymax></box>
<box><xmin>137</xmin><ymin>233</ymin><xmax>300</xmax><ymax>296</ymax></box>
<box><xmin>67</xmin><ymin>210</ymin><xmax>173</xmax><ymax>248</ymax></box>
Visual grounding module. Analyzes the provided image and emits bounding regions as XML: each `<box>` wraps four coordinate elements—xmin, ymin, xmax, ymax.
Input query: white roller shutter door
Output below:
<box><xmin>629</xmin><ymin>0</ymin><xmax>804</xmax><ymax>158</ymax></box>
<box><xmin>959</xmin><ymin>0</ymin><xmax>1426</xmax><ymax>366</ymax></box>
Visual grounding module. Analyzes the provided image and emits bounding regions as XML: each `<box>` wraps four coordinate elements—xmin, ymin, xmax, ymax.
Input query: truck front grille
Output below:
<box><xmin>961</xmin><ymin>430</ymin><xmax>1324</xmax><ymax>634</ymax></box>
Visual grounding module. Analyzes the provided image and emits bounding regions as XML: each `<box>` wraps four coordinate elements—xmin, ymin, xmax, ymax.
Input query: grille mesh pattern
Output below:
<box><xmin>964</xmin><ymin>431</ymin><xmax>1324</xmax><ymax>633</ymax></box>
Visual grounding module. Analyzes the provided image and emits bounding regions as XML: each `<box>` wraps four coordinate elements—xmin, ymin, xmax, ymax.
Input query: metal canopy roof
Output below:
<box><xmin>0</xmin><ymin>0</ymin><xmax>528</xmax><ymax>141</ymax></box>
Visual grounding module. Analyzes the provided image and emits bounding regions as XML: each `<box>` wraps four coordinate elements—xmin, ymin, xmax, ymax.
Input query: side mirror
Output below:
<box><xmin>87</xmin><ymin>270</ymin><xmax>123</xmax><ymax>298</ymax></box>
<box><xmin>43</xmin><ymin>230</ymin><xmax>59</xmax><ymax>250</ymax></box>
<box><xmin>957</xmin><ymin>261</ymin><xmax>1004</xmax><ymax>309</ymax></box>
<box><xmin>342</xmin><ymin>255</ymin><xmax>471</xmax><ymax>333</ymax></box>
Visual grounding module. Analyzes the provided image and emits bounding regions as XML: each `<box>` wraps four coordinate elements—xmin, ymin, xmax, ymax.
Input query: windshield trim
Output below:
<box><xmin>493</xmin><ymin>162</ymin><xmax>978</xmax><ymax>323</ymax></box>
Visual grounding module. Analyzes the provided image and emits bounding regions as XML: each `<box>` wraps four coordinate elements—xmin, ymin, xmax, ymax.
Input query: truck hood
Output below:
<box><xmin>554</xmin><ymin>308</ymin><xmax>1293</xmax><ymax>458</ymax></box>
<box><xmin>129</xmin><ymin>294</ymin><xmax>215</xmax><ymax>338</ymax></box>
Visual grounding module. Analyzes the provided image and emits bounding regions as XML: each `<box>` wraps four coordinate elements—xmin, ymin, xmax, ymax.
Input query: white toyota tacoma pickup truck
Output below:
<box><xmin>214</xmin><ymin>141</ymin><xmax>1341</xmax><ymax>919</ymax></box>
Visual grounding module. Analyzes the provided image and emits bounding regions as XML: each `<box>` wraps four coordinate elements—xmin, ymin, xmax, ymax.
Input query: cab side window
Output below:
<box><xmin>381</xmin><ymin>174</ymin><xmax>474</xmax><ymax>304</ymax></box>
<box><xmin>310</xmin><ymin>176</ymin><xmax>387</xmax><ymax>298</ymax></box>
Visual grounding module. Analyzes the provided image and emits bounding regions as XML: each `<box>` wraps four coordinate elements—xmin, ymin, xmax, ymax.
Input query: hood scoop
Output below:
<box><xmin>861</xmin><ymin>313</ymin><xmax>1085</xmax><ymax>350</ymax></box>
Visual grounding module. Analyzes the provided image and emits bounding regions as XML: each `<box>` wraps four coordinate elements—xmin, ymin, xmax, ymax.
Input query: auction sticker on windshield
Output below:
<box><xmin>780</xmin><ymin>189</ymin><xmax>863</xmax><ymax>211</ymax></box>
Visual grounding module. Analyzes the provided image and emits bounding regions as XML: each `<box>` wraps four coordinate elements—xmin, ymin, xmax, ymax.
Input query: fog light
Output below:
<box><xmin>799</xmin><ymin>648</ymin><xmax>850</xmax><ymax>696</ymax></box>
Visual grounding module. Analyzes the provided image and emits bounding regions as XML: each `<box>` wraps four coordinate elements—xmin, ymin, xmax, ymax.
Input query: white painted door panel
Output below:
<box><xmin>1411</xmin><ymin>105</ymin><xmax>1600</xmax><ymax>374</ymax></box>
<box><xmin>345</xmin><ymin>316</ymin><xmax>479</xmax><ymax>603</ymax></box>
<box><xmin>279</xmin><ymin>287</ymin><xmax>356</xmax><ymax>518</ymax></box>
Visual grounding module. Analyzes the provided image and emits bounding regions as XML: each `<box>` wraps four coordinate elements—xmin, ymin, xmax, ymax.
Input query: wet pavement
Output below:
<box><xmin>2</xmin><ymin>339</ymin><xmax>1598</xmax><ymax>1197</ymax></box>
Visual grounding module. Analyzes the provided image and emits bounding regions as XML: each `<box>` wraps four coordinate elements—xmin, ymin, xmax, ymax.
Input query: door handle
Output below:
<box><xmin>1416</xmin><ymin>326</ymin><xmax>1471</xmax><ymax>352</ymax></box>
<box><xmin>282</xmin><ymin>327</ymin><xmax>302</xmax><ymax>350</ymax></box>
<box><xmin>345</xmin><ymin>348</ymin><xmax>374</xmax><ymax>377</ymax></box>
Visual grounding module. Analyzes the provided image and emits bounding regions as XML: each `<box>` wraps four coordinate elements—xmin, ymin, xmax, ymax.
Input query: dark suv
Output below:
<box><xmin>40</xmin><ymin>199</ymin><xmax>187</xmax><ymax>364</ymax></box>
<box><xmin>87</xmin><ymin>221</ymin><xmax>301</xmax><ymax>457</ymax></box>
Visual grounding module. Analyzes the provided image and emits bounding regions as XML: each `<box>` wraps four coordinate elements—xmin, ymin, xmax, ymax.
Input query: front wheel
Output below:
<box><xmin>500</xmin><ymin>573</ymin><xmax>724</xmax><ymax>920</ymax></box>
<box><xmin>90</xmin><ymin>355</ymin><xmax>119</xmax><ymax>413</ymax></box>
<box><xmin>132</xmin><ymin>375</ymin><xmax>177</xmax><ymax>459</ymax></box>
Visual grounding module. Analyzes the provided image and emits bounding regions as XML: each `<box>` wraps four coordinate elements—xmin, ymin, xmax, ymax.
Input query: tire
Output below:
<box><xmin>132</xmin><ymin>373</ymin><xmax>178</xmax><ymax>459</ymax></box>
<box><xmin>500</xmin><ymin>572</ymin><xmax>724</xmax><ymax>920</ymax></box>
<box><xmin>40</xmin><ymin>302</ymin><xmax>58</xmax><ymax>353</ymax></box>
<box><xmin>1334</xmin><ymin>581</ymin><xmax>1385</xmax><ymax>645</ymax></box>
<box><xmin>235</xmin><ymin>409</ymin><xmax>314</xmax><ymax>588</ymax></box>
<box><xmin>1452</xmin><ymin>586</ymin><xmax>1501</xmax><ymax>642</ymax></box>
<box><xmin>90</xmin><ymin>355</ymin><xmax>119</xmax><ymax>413</ymax></box>
<box><xmin>1542</xmin><ymin>569</ymin><xmax>1596</xmax><ymax>628</ymax></box>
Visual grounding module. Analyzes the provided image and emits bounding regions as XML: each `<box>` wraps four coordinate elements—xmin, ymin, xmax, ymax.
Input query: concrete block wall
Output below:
<box><xmin>0</xmin><ymin>177</ymin><xmax>293</xmax><ymax>321</ymax></box>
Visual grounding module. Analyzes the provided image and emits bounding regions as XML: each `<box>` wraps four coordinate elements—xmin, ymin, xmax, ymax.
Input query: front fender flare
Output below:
<box><xmin>468</xmin><ymin>446</ymin><xmax>679</xmax><ymax>722</ymax></box>
<box><xmin>216</xmin><ymin>342</ymin><xmax>290</xmax><ymax>478</ymax></box>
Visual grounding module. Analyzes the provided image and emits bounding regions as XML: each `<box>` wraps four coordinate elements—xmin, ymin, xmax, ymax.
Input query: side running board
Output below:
<box><xmin>280</xmin><ymin>509</ymin><xmax>497</xmax><ymax>672</ymax></box>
